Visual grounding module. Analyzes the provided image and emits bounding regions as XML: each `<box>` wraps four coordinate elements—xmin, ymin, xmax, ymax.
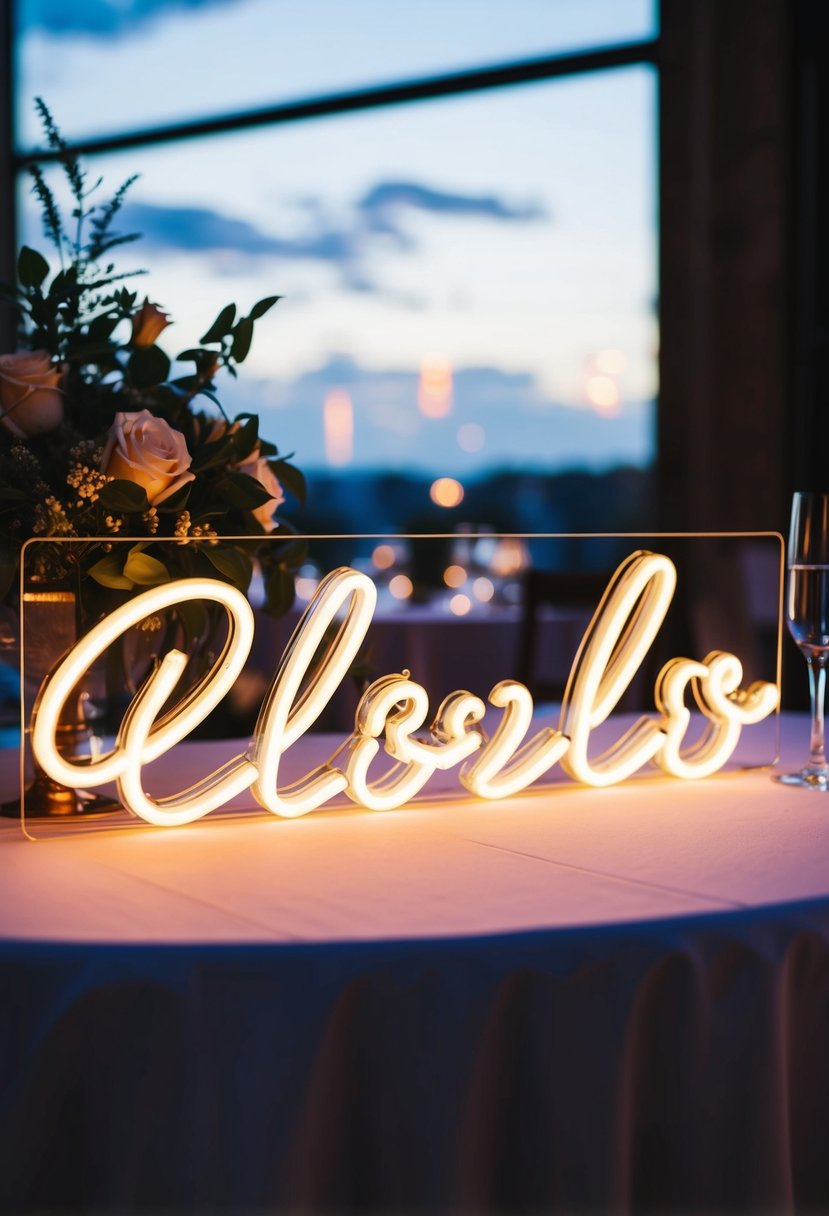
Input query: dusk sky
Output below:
<box><xmin>14</xmin><ymin>0</ymin><xmax>657</xmax><ymax>476</ymax></box>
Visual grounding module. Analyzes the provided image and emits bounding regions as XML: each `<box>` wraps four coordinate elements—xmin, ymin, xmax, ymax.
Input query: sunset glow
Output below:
<box><xmin>323</xmin><ymin>389</ymin><xmax>354</xmax><ymax>466</ymax></box>
<box><xmin>418</xmin><ymin>355</ymin><xmax>453</xmax><ymax>418</ymax></box>
<box><xmin>586</xmin><ymin>374</ymin><xmax>620</xmax><ymax>415</ymax></box>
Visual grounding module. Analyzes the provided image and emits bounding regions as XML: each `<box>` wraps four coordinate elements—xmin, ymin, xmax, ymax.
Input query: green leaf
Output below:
<box><xmin>200</xmin><ymin>303</ymin><xmax>236</xmax><ymax>344</ymax></box>
<box><xmin>156</xmin><ymin>482</ymin><xmax>191</xmax><ymax>512</ymax></box>
<box><xmin>272</xmin><ymin>459</ymin><xmax>307</xmax><ymax>505</ymax></box>
<box><xmin>205</xmin><ymin>545</ymin><xmax>253</xmax><ymax>592</ymax></box>
<box><xmin>249</xmin><ymin>295</ymin><xmax>281</xmax><ymax>320</ymax></box>
<box><xmin>110</xmin><ymin>286</ymin><xmax>137</xmax><ymax>312</ymax></box>
<box><xmin>0</xmin><ymin>486</ymin><xmax>31</xmax><ymax>503</ymax></box>
<box><xmin>98</xmin><ymin>479</ymin><xmax>149</xmax><ymax>513</ymax></box>
<box><xmin>190</xmin><ymin>436</ymin><xmax>234</xmax><ymax>474</ymax></box>
<box><xmin>176</xmin><ymin>347</ymin><xmax>211</xmax><ymax>363</ymax></box>
<box><xmin>87</xmin><ymin>312</ymin><xmax>120</xmax><ymax>340</ymax></box>
<box><xmin>127</xmin><ymin>343</ymin><xmax>170</xmax><ymax>388</ymax></box>
<box><xmin>231</xmin><ymin>414</ymin><xmax>259</xmax><ymax>460</ymax></box>
<box><xmin>231</xmin><ymin>316</ymin><xmax>253</xmax><ymax>363</ymax></box>
<box><xmin>88</xmin><ymin>552</ymin><xmax>134</xmax><ymax>590</ymax></box>
<box><xmin>48</xmin><ymin>264</ymin><xmax>77</xmax><ymax>297</ymax></box>
<box><xmin>170</xmin><ymin>374</ymin><xmax>200</xmax><ymax>394</ymax></box>
<box><xmin>17</xmin><ymin>245</ymin><xmax>50</xmax><ymax>289</ymax></box>
<box><xmin>123</xmin><ymin>548</ymin><xmax>170</xmax><ymax>586</ymax></box>
<box><xmin>28</xmin><ymin>295</ymin><xmax>53</xmax><ymax>327</ymax></box>
<box><xmin>66</xmin><ymin>341</ymin><xmax>120</xmax><ymax>364</ymax></box>
<box><xmin>264</xmin><ymin>565</ymin><xmax>296</xmax><ymax>617</ymax></box>
<box><xmin>216</xmin><ymin>471</ymin><xmax>273</xmax><ymax>509</ymax></box>
<box><xmin>147</xmin><ymin>383</ymin><xmax>187</xmax><ymax>410</ymax></box>
<box><xmin>193</xmin><ymin>388</ymin><xmax>226</xmax><ymax>414</ymax></box>
<box><xmin>175</xmin><ymin>598</ymin><xmax>209</xmax><ymax>647</ymax></box>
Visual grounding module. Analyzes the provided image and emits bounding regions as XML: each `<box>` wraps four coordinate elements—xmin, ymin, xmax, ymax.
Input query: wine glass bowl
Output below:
<box><xmin>787</xmin><ymin>565</ymin><xmax>829</xmax><ymax>654</ymax></box>
<box><xmin>776</xmin><ymin>492</ymin><xmax>829</xmax><ymax>790</ymax></box>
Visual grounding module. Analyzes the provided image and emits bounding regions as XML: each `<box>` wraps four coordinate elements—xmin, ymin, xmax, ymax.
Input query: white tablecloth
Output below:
<box><xmin>2</xmin><ymin>714</ymin><xmax>828</xmax><ymax>1213</ymax></box>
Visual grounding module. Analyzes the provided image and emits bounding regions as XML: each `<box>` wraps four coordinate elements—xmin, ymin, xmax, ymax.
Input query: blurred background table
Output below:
<box><xmin>248</xmin><ymin>590</ymin><xmax>591</xmax><ymax>729</ymax></box>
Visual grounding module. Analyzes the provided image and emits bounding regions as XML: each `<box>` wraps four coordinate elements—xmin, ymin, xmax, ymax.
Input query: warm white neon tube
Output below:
<box><xmin>27</xmin><ymin>551</ymin><xmax>781</xmax><ymax>826</ymax></box>
<box><xmin>31</xmin><ymin>578</ymin><xmax>255</xmax><ymax>790</ymax></box>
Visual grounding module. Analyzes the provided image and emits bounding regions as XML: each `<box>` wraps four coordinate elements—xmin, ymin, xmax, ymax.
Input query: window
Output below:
<box><xmin>10</xmin><ymin>0</ymin><xmax>659</xmax><ymax>535</ymax></box>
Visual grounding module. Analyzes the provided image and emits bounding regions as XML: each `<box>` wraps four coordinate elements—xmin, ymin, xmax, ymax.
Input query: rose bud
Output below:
<box><xmin>130</xmin><ymin>299</ymin><xmax>171</xmax><ymax>348</ymax></box>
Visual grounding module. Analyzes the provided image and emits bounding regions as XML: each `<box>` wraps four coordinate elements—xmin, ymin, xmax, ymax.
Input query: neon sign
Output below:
<box><xmin>29</xmin><ymin>551</ymin><xmax>779</xmax><ymax>826</ymax></box>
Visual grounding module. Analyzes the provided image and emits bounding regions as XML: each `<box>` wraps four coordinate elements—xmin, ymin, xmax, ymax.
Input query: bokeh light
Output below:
<box><xmin>389</xmin><ymin>574</ymin><xmax>414</xmax><ymax>599</ymax></box>
<box><xmin>430</xmin><ymin>477</ymin><xmax>464</xmax><ymax>507</ymax></box>
<box><xmin>372</xmin><ymin>544</ymin><xmax>396</xmax><ymax>570</ymax></box>
<box><xmin>295</xmin><ymin>577</ymin><xmax>318</xmax><ymax>600</ymax></box>
<box><xmin>443</xmin><ymin>564</ymin><xmax>467</xmax><ymax>588</ymax></box>
<box><xmin>457</xmin><ymin>422</ymin><xmax>486</xmax><ymax>452</ymax></box>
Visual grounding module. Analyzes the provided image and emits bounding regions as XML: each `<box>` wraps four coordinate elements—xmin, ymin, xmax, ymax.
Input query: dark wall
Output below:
<box><xmin>658</xmin><ymin>0</ymin><xmax>791</xmax><ymax>535</ymax></box>
<box><xmin>790</xmin><ymin>0</ymin><xmax>829</xmax><ymax>496</ymax></box>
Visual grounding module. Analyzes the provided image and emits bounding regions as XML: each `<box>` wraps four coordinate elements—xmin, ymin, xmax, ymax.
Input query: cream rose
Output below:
<box><xmin>0</xmin><ymin>350</ymin><xmax>64</xmax><ymax>438</ymax></box>
<box><xmin>101</xmin><ymin>410</ymin><xmax>195</xmax><ymax>504</ymax></box>
<box><xmin>236</xmin><ymin>448</ymin><xmax>285</xmax><ymax>532</ymax></box>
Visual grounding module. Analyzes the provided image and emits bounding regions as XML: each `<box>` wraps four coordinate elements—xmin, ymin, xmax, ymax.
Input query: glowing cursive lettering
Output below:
<box><xmin>28</xmin><ymin>552</ymin><xmax>780</xmax><ymax>825</ymax></box>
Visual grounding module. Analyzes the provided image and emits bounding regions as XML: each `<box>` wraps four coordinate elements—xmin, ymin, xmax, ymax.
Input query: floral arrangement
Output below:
<box><xmin>0</xmin><ymin>100</ymin><xmax>305</xmax><ymax>622</ymax></box>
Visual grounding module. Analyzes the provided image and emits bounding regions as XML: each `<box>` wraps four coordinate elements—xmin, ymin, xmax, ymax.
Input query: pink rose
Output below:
<box><xmin>101</xmin><ymin>410</ymin><xmax>195</xmax><ymax>504</ymax></box>
<box><xmin>205</xmin><ymin>420</ymin><xmax>285</xmax><ymax>531</ymax></box>
<box><xmin>0</xmin><ymin>350</ymin><xmax>64</xmax><ymax>437</ymax></box>
<box><xmin>236</xmin><ymin>448</ymin><xmax>285</xmax><ymax>532</ymax></box>
<box><xmin>130</xmin><ymin>299</ymin><xmax>171</xmax><ymax>348</ymax></box>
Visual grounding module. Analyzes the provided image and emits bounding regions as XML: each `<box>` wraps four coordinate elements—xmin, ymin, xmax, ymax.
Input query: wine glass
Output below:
<box><xmin>776</xmin><ymin>491</ymin><xmax>829</xmax><ymax>790</ymax></box>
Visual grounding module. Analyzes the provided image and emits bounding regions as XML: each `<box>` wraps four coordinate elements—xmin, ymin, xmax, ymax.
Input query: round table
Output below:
<box><xmin>1</xmin><ymin>713</ymin><xmax>828</xmax><ymax>1214</ymax></box>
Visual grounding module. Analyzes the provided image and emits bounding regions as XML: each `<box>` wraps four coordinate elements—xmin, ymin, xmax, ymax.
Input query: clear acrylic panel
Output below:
<box><xmin>10</xmin><ymin>531</ymin><xmax>783</xmax><ymax>839</ymax></box>
<box><xmin>15</xmin><ymin>0</ymin><xmax>657</xmax><ymax>147</ymax></box>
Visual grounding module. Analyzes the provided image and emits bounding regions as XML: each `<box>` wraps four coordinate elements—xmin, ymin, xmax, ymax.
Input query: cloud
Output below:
<box><xmin>123</xmin><ymin>202</ymin><xmax>345</xmax><ymax>259</ymax></box>
<box><xmin>119</xmin><ymin>176</ymin><xmax>548</xmax><ymax>294</ymax></box>
<box><xmin>122</xmin><ymin>200</ymin><xmax>373</xmax><ymax>290</ymax></box>
<box><xmin>358</xmin><ymin>180</ymin><xmax>548</xmax><ymax>239</ymax></box>
<box><xmin>20</xmin><ymin>0</ymin><xmax>240</xmax><ymax>38</ymax></box>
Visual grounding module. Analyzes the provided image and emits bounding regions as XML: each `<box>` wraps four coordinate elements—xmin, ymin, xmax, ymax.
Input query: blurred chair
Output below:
<box><xmin>516</xmin><ymin>569</ymin><xmax>613</xmax><ymax>704</ymax></box>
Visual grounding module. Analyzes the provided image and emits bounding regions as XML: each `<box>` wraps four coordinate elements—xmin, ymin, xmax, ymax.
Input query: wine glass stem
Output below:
<box><xmin>808</xmin><ymin>656</ymin><xmax>828</xmax><ymax>768</ymax></box>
